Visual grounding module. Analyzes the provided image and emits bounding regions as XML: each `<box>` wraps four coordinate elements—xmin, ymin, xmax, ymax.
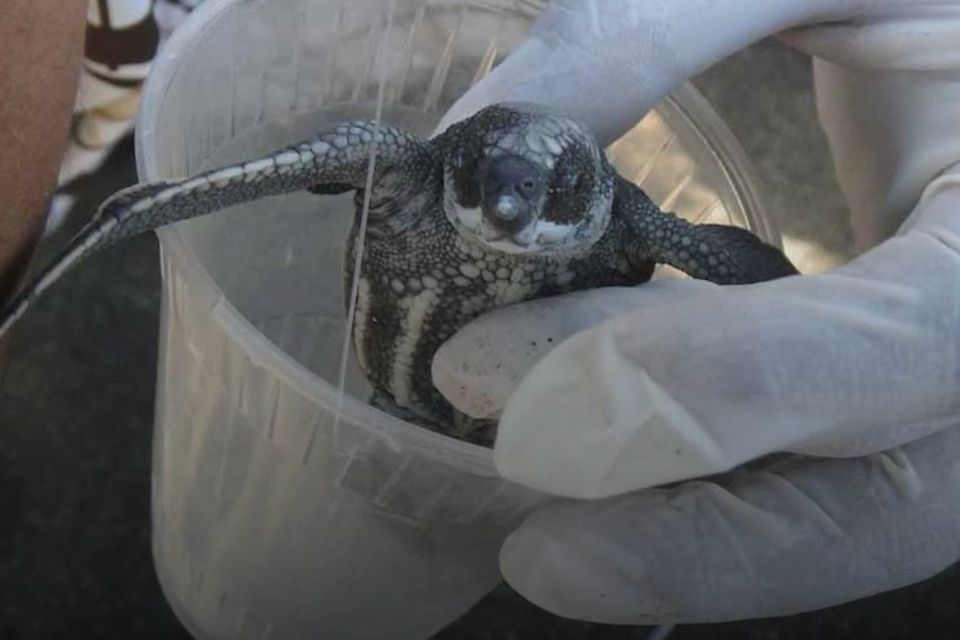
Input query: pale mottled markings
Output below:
<box><xmin>154</xmin><ymin>186</ymin><xmax>180</xmax><ymax>205</ymax></box>
<box><xmin>274</xmin><ymin>151</ymin><xmax>301</xmax><ymax>166</ymax></box>
<box><xmin>131</xmin><ymin>198</ymin><xmax>154</xmax><ymax>213</ymax></box>
<box><xmin>459</xmin><ymin>263</ymin><xmax>481</xmax><ymax>279</ymax></box>
<box><xmin>453</xmin><ymin>205</ymin><xmax>483</xmax><ymax>234</ymax></box>
<box><xmin>489</xmin><ymin>279</ymin><xmax>532</xmax><ymax>307</ymax></box>
<box><xmin>243</xmin><ymin>158</ymin><xmax>275</xmax><ymax>175</ymax></box>
<box><xmin>208</xmin><ymin>168</ymin><xmax>241</xmax><ymax>188</ymax></box>
<box><xmin>494</xmin><ymin>132</ymin><xmax>519</xmax><ymax>152</ymax></box>
<box><xmin>180</xmin><ymin>177</ymin><xmax>208</xmax><ymax>193</ymax></box>
<box><xmin>543</xmin><ymin>135</ymin><xmax>563</xmax><ymax>156</ymax></box>
<box><xmin>524</xmin><ymin>131</ymin><xmax>546</xmax><ymax>154</ymax></box>
<box><xmin>533</xmin><ymin>220</ymin><xmax>577</xmax><ymax>245</ymax></box>
<box><xmin>459</xmin><ymin>292</ymin><xmax>491</xmax><ymax>316</ymax></box>
<box><xmin>391</xmin><ymin>290</ymin><xmax>438</xmax><ymax>406</ymax></box>
<box><xmin>354</xmin><ymin>278</ymin><xmax>371</xmax><ymax>372</ymax></box>
<box><xmin>454</xmin><ymin>191</ymin><xmax>586</xmax><ymax>255</ymax></box>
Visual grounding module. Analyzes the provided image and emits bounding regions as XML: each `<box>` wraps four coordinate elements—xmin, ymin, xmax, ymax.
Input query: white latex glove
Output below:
<box><xmin>432</xmin><ymin>0</ymin><xmax>960</xmax><ymax>624</ymax></box>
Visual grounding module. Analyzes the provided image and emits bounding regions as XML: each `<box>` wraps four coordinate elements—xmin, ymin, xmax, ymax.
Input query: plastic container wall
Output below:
<box><xmin>135</xmin><ymin>0</ymin><xmax>782</xmax><ymax>638</ymax></box>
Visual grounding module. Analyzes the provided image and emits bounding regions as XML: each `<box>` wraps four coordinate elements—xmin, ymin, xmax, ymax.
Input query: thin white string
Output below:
<box><xmin>333</xmin><ymin>0</ymin><xmax>396</xmax><ymax>431</ymax></box>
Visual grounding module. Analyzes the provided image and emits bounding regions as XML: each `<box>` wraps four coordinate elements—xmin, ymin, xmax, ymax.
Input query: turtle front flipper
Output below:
<box><xmin>615</xmin><ymin>177</ymin><xmax>797</xmax><ymax>284</ymax></box>
<box><xmin>0</xmin><ymin>121</ymin><xmax>434</xmax><ymax>339</ymax></box>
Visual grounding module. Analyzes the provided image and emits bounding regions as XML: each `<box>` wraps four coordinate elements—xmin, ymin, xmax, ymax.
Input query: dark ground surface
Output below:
<box><xmin>2</xmin><ymin>40</ymin><xmax>959</xmax><ymax>639</ymax></box>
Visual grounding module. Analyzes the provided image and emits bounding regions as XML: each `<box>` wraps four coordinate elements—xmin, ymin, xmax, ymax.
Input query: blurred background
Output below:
<box><xmin>2</xmin><ymin>2</ymin><xmax>957</xmax><ymax>639</ymax></box>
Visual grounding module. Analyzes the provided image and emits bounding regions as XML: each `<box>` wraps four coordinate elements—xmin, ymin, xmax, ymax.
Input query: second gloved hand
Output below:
<box><xmin>431</xmin><ymin>0</ymin><xmax>960</xmax><ymax>625</ymax></box>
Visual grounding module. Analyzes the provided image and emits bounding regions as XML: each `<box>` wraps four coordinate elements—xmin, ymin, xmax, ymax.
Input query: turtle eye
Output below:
<box><xmin>519</xmin><ymin>177</ymin><xmax>537</xmax><ymax>196</ymax></box>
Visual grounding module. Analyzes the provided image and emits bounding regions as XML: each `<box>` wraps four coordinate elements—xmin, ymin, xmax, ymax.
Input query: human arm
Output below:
<box><xmin>0</xmin><ymin>1</ymin><xmax>86</xmax><ymax>303</ymax></box>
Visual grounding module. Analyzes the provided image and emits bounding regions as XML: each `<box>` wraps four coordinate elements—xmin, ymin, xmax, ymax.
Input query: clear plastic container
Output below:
<box><xmin>135</xmin><ymin>0</ymin><xmax>782</xmax><ymax>638</ymax></box>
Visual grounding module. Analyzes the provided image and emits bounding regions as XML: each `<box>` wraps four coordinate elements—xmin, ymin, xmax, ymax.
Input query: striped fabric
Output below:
<box><xmin>50</xmin><ymin>0</ymin><xmax>204</xmax><ymax>233</ymax></box>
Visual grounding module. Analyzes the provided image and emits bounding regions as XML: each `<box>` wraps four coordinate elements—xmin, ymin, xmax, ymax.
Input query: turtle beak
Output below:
<box><xmin>481</xmin><ymin>194</ymin><xmax>529</xmax><ymax>240</ymax></box>
<box><xmin>481</xmin><ymin>191</ymin><xmax>534</xmax><ymax>236</ymax></box>
<box><xmin>480</xmin><ymin>155</ymin><xmax>544</xmax><ymax>244</ymax></box>
<box><xmin>493</xmin><ymin>194</ymin><xmax>522</xmax><ymax>222</ymax></box>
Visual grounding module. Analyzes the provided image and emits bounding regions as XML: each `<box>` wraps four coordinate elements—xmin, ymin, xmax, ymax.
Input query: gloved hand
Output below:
<box><xmin>432</xmin><ymin>0</ymin><xmax>960</xmax><ymax>625</ymax></box>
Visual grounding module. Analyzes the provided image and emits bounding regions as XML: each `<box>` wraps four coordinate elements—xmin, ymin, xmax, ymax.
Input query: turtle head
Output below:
<box><xmin>443</xmin><ymin>103</ymin><xmax>614</xmax><ymax>255</ymax></box>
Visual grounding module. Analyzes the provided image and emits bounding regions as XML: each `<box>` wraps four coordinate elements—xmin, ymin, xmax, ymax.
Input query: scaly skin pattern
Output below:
<box><xmin>348</xmin><ymin>105</ymin><xmax>794</xmax><ymax>444</ymax></box>
<box><xmin>0</xmin><ymin>103</ymin><xmax>796</xmax><ymax>446</ymax></box>
<box><xmin>350</xmin><ymin>189</ymin><xmax>655</xmax><ymax>444</ymax></box>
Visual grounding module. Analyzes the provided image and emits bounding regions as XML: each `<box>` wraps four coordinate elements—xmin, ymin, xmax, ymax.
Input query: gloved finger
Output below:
<box><xmin>786</xmin><ymin>8</ymin><xmax>960</xmax><ymax>251</ymax></box>
<box><xmin>431</xmin><ymin>279</ymin><xmax>718</xmax><ymax>419</ymax></box>
<box><xmin>778</xmin><ymin>6</ymin><xmax>960</xmax><ymax>72</ymax></box>
<box><xmin>499</xmin><ymin>424</ymin><xmax>960</xmax><ymax>624</ymax></box>
<box><xmin>434</xmin><ymin>0</ymin><xmax>862</xmax><ymax>144</ymax></box>
<box><xmin>433</xmin><ymin>177</ymin><xmax>960</xmax><ymax>499</ymax></box>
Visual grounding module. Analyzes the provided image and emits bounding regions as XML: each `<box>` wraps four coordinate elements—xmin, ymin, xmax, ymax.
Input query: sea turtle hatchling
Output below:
<box><xmin>0</xmin><ymin>103</ymin><xmax>797</xmax><ymax>445</ymax></box>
